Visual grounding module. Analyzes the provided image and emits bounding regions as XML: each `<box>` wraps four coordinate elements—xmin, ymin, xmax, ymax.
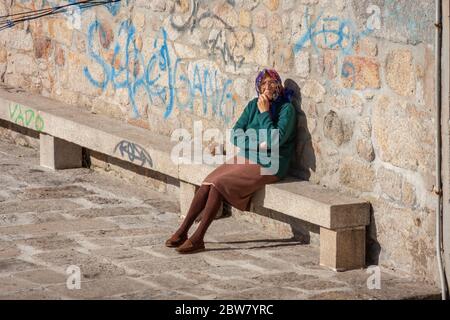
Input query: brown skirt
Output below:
<box><xmin>201</xmin><ymin>155</ymin><xmax>279</xmax><ymax>211</ymax></box>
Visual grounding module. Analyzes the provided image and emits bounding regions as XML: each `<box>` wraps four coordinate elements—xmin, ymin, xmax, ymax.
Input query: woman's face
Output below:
<box><xmin>259</xmin><ymin>76</ymin><xmax>280</xmax><ymax>101</ymax></box>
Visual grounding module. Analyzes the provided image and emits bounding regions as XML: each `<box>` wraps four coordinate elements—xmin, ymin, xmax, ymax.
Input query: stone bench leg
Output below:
<box><xmin>179</xmin><ymin>181</ymin><xmax>223</xmax><ymax>219</ymax></box>
<box><xmin>319</xmin><ymin>226</ymin><xmax>366</xmax><ymax>271</ymax></box>
<box><xmin>40</xmin><ymin>133</ymin><xmax>82</xmax><ymax>170</ymax></box>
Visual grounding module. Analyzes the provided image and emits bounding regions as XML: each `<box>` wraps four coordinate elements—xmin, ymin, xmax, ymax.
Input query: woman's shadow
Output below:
<box><xmin>284</xmin><ymin>78</ymin><xmax>316</xmax><ymax>181</ymax></box>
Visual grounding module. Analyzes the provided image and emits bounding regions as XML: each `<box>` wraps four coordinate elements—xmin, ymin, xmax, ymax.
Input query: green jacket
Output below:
<box><xmin>230</xmin><ymin>97</ymin><xmax>297</xmax><ymax>179</ymax></box>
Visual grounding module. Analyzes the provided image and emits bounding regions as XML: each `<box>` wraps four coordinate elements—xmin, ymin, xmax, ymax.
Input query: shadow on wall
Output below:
<box><xmin>284</xmin><ymin>78</ymin><xmax>316</xmax><ymax>181</ymax></box>
<box><xmin>366</xmin><ymin>204</ymin><xmax>381</xmax><ymax>266</ymax></box>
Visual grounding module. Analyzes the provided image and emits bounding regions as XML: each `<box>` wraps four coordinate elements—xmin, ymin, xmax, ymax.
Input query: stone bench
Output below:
<box><xmin>0</xmin><ymin>83</ymin><xmax>370</xmax><ymax>271</ymax></box>
<box><xmin>178</xmin><ymin>164</ymin><xmax>370</xmax><ymax>271</ymax></box>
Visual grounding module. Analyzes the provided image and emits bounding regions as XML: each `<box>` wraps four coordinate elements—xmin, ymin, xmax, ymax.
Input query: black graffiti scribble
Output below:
<box><xmin>169</xmin><ymin>0</ymin><xmax>254</xmax><ymax>70</ymax></box>
<box><xmin>114</xmin><ymin>140</ymin><xmax>153</xmax><ymax>167</ymax></box>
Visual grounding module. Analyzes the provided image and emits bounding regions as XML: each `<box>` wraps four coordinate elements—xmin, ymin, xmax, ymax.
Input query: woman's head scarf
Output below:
<box><xmin>255</xmin><ymin>69</ymin><xmax>294</xmax><ymax>119</ymax></box>
<box><xmin>255</xmin><ymin>68</ymin><xmax>294</xmax><ymax>101</ymax></box>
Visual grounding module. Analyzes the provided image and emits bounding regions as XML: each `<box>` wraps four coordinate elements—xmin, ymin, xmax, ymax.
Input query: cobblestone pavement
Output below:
<box><xmin>0</xmin><ymin>140</ymin><xmax>440</xmax><ymax>300</ymax></box>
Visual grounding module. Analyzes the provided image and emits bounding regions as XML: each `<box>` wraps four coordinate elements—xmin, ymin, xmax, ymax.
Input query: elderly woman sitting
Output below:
<box><xmin>166</xmin><ymin>68</ymin><xmax>297</xmax><ymax>253</ymax></box>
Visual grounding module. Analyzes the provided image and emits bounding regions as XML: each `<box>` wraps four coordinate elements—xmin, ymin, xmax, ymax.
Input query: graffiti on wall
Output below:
<box><xmin>9</xmin><ymin>104</ymin><xmax>45</xmax><ymax>132</ymax></box>
<box><xmin>294</xmin><ymin>6</ymin><xmax>381</xmax><ymax>56</ymax></box>
<box><xmin>293</xmin><ymin>5</ymin><xmax>381</xmax><ymax>91</ymax></box>
<box><xmin>84</xmin><ymin>20</ymin><xmax>236</xmax><ymax>123</ymax></box>
<box><xmin>340</xmin><ymin>60</ymin><xmax>356</xmax><ymax>88</ymax></box>
<box><xmin>170</xmin><ymin>0</ymin><xmax>255</xmax><ymax>70</ymax></box>
<box><xmin>114</xmin><ymin>140</ymin><xmax>153</xmax><ymax>167</ymax></box>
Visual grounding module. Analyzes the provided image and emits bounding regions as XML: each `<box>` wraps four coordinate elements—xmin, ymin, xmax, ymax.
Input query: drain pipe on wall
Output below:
<box><xmin>435</xmin><ymin>0</ymin><xmax>448</xmax><ymax>301</ymax></box>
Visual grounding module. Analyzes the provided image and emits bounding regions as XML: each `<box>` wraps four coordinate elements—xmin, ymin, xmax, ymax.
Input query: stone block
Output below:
<box><xmin>40</xmin><ymin>133</ymin><xmax>82</xmax><ymax>170</ymax></box>
<box><xmin>386</xmin><ymin>49</ymin><xmax>415</xmax><ymax>96</ymax></box>
<box><xmin>341</xmin><ymin>56</ymin><xmax>380</xmax><ymax>90</ymax></box>
<box><xmin>373</xmin><ymin>96</ymin><xmax>434</xmax><ymax>171</ymax></box>
<box><xmin>263</xmin><ymin>0</ymin><xmax>280</xmax><ymax>11</ymax></box>
<box><xmin>253</xmin><ymin>179</ymin><xmax>371</xmax><ymax>229</ymax></box>
<box><xmin>339</xmin><ymin>157</ymin><xmax>375</xmax><ymax>192</ymax></box>
<box><xmin>320</xmin><ymin>226</ymin><xmax>366</xmax><ymax>271</ymax></box>
<box><xmin>301</xmin><ymin>80</ymin><xmax>326</xmax><ymax>103</ymax></box>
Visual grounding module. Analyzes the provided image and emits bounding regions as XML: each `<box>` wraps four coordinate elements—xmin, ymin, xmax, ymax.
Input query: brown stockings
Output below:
<box><xmin>174</xmin><ymin>184</ymin><xmax>223</xmax><ymax>244</ymax></box>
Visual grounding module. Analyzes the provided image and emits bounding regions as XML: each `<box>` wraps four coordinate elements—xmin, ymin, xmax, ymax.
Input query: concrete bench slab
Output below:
<box><xmin>253</xmin><ymin>178</ymin><xmax>371</xmax><ymax>229</ymax></box>
<box><xmin>0</xmin><ymin>84</ymin><xmax>178</xmax><ymax>178</ymax></box>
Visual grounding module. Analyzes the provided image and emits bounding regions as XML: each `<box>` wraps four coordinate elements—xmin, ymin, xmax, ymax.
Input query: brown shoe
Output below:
<box><xmin>176</xmin><ymin>239</ymin><xmax>205</xmax><ymax>254</ymax></box>
<box><xmin>165</xmin><ymin>234</ymin><xmax>188</xmax><ymax>248</ymax></box>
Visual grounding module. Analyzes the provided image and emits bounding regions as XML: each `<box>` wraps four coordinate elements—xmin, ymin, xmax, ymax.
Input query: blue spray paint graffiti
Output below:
<box><xmin>340</xmin><ymin>61</ymin><xmax>356</xmax><ymax>88</ymax></box>
<box><xmin>293</xmin><ymin>9</ymin><xmax>375</xmax><ymax>56</ymax></box>
<box><xmin>84</xmin><ymin>20</ymin><xmax>236</xmax><ymax>123</ymax></box>
<box><xmin>293</xmin><ymin>7</ymin><xmax>381</xmax><ymax>93</ymax></box>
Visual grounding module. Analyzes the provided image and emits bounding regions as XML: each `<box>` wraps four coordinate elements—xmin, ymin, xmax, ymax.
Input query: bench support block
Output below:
<box><xmin>320</xmin><ymin>226</ymin><xmax>366</xmax><ymax>271</ymax></box>
<box><xmin>40</xmin><ymin>134</ymin><xmax>82</xmax><ymax>170</ymax></box>
<box><xmin>179</xmin><ymin>181</ymin><xmax>223</xmax><ymax>220</ymax></box>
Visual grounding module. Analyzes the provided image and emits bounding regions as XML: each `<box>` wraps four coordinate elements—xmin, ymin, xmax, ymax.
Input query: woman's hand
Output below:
<box><xmin>257</xmin><ymin>92</ymin><xmax>270</xmax><ymax>113</ymax></box>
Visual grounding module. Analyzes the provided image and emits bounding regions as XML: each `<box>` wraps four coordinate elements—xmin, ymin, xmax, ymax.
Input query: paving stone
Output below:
<box><xmin>141</xmin><ymin>273</ymin><xmax>197</xmax><ymax>291</ymax></box>
<box><xmin>103</xmin><ymin>215</ymin><xmax>168</xmax><ymax>230</ymax></box>
<box><xmin>73</xmin><ymin>237</ymin><xmax>123</xmax><ymax>248</ymax></box>
<box><xmin>171</xmin><ymin>285</ymin><xmax>220</xmax><ymax>299</ymax></box>
<box><xmin>35</xmin><ymin>249</ymin><xmax>126</xmax><ymax>280</ymax></box>
<box><xmin>201</xmin><ymin>264</ymin><xmax>271</xmax><ymax>281</ymax></box>
<box><xmin>197</xmin><ymin>278</ymin><xmax>260</xmax><ymax>293</ymax></box>
<box><xmin>206</xmin><ymin>231</ymin><xmax>286</xmax><ymax>244</ymax></box>
<box><xmin>0</xmin><ymin>199</ymin><xmax>82</xmax><ymax>215</ymax></box>
<box><xmin>13</xmin><ymin>269</ymin><xmax>67</xmax><ymax>285</ymax></box>
<box><xmin>0</xmin><ymin>275</ymin><xmax>39</xmax><ymax>295</ymax></box>
<box><xmin>82</xmin><ymin>195</ymin><xmax>127</xmax><ymax>206</ymax></box>
<box><xmin>46</xmin><ymin>276</ymin><xmax>151</xmax><ymax>299</ymax></box>
<box><xmin>292</xmin><ymin>279</ymin><xmax>348</xmax><ymax>291</ymax></box>
<box><xmin>0</xmin><ymin>212</ymin><xmax>67</xmax><ymax>227</ymax></box>
<box><xmin>0</xmin><ymin>241</ymin><xmax>20</xmax><ymax>259</ymax></box>
<box><xmin>118</xmin><ymin>289</ymin><xmax>198</xmax><ymax>300</ymax></box>
<box><xmin>142</xmin><ymin>199</ymin><xmax>180</xmax><ymax>213</ymax></box>
<box><xmin>169</xmin><ymin>270</ymin><xmax>218</xmax><ymax>284</ymax></box>
<box><xmin>265</xmin><ymin>244</ymin><xmax>319</xmax><ymax>265</ymax></box>
<box><xmin>122</xmin><ymin>256</ymin><xmax>211</xmax><ymax>276</ymax></box>
<box><xmin>90</xmin><ymin>246</ymin><xmax>155</xmax><ymax>263</ymax></box>
<box><xmin>251</xmin><ymin>272</ymin><xmax>319</xmax><ymax>287</ymax></box>
<box><xmin>308</xmin><ymin>290</ymin><xmax>370</xmax><ymax>300</ymax></box>
<box><xmin>0</xmin><ymin>287</ymin><xmax>64</xmax><ymax>300</ymax></box>
<box><xmin>0</xmin><ymin>218</ymin><xmax>118</xmax><ymax>237</ymax></box>
<box><xmin>201</xmin><ymin>253</ymin><xmax>291</xmax><ymax>274</ymax></box>
<box><xmin>0</xmin><ymin>258</ymin><xmax>40</xmax><ymax>275</ymax></box>
<box><xmin>17</xmin><ymin>234</ymin><xmax>79</xmax><ymax>251</ymax></box>
<box><xmin>81</xmin><ymin>227</ymin><xmax>166</xmax><ymax>238</ymax></box>
<box><xmin>113</xmin><ymin>235</ymin><xmax>165</xmax><ymax>248</ymax></box>
<box><xmin>221</xmin><ymin>286</ymin><xmax>306</xmax><ymax>299</ymax></box>
<box><xmin>4</xmin><ymin>169</ymin><xmax>66</xmax><ymax>187</ymax></box>
<box><xmin>17</xmin><ymin>185</ymin><xmax>96</xmax><ymax>200</ymax></box>
<box><xmin>68</xmin><ymin>207</ymin><xmax>157</xmax><ymax>219</ymax></box>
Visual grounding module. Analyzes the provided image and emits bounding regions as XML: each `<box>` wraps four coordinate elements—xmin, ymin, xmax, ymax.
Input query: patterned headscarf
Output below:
<box><xmin>255</xmin><ymin>69</ymin><xmax>293</xmax><ymax>120</ymax></box>
<box><xmin>255</xmin><ymin>68</ymin><xmax>284</xmax><ymax>99</ymax></box>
